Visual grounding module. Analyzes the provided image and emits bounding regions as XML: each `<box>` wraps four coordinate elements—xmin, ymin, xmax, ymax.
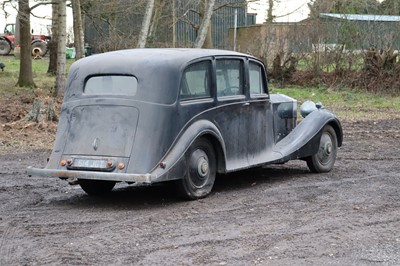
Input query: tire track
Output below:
<box><xmin>0</xmin><ymin>221</ymin><xmax>17</xmax><ymax>266</ymax></box>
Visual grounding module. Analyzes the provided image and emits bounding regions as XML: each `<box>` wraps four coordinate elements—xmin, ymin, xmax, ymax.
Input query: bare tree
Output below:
<box><xmin>48</xmin><ymin>1</ymin><xmax>59</xmax><ymax>75</ymax></box>
<box><xmin>199</xmin><ymin>0</ymin><xmax>213</xmax><ymax>48</ymax></box>
<box><xmin>2</xmin><ymin>0</ymin><xmax>53</xmax><ymax>86</ymax></box>
<box><xmin>308</xmin><ymin>0</ymin><xmax>380</xmax><ymax>17</ymax></box>
<box><xmin>194</xmin><ymin>0</ymin><xmax>215</xmax><ymax>48</ymax></box>
<box><xmin>16</xmin><ymin>0</ymin><xmax>35</xmax><ymax>87</ymax></box>
<box><xmin>72</xmin><ymin>0</ymin><xmax>85</xmax><ymax>59</ymax></box>
<box><xmin>149</xmin><ymin>0</ymin><xmax>166</xmax><ymax>40</ymax></box>
<box><xmin>380</xmin><ymin>0</ymin><xmax>400</xmax><ymax>15</ymax></box>
<box><xmin>266</xmin><ymin>0</ymin><xmax>276</xmax><ymax>23</ymax></box>
<box><xmin>137</xmin><ymin>0</ymin><xmax>155</xmax><ymax>48</ymax></box>
<box><xmin>56</xmin><ymin>0</ymin><xmax>67</xmax><ymax>96</ymax></box>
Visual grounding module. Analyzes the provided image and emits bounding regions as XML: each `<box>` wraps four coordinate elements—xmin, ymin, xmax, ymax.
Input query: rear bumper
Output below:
<box><xmin>27</xmin><ymin>166</ymin><xmax>152</xmax><ymax>184</ymax></box>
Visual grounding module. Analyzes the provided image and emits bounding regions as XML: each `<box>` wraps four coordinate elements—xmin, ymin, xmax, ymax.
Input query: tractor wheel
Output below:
<box><xmin>31</xmin><ymin>41</ymin><xmax>47</xmax><ymax>57</ymax></box>
<box><xmin>0</xmin><ymin>39</ymin><xmax>11</xmax><ymax>55</ymax></box>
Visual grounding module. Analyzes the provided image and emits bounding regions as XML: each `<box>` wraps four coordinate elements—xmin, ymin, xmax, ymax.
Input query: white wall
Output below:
<box><xmin>248</xmin><ymin>0</ymin><xmax>311</xmax><ymax>24</ymax></box>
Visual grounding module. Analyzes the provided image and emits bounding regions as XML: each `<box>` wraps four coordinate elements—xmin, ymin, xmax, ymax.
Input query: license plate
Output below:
<box><xmin>73</xmin><ymin>159</ymin><xmax>108</xmax><ymax>169</ymax></box>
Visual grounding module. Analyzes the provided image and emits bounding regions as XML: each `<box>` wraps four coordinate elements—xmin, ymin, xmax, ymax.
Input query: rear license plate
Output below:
<box><xmin>73</xmin><ymin>159</ymin><xmax>108</xmax><ymax>169</ymax></box>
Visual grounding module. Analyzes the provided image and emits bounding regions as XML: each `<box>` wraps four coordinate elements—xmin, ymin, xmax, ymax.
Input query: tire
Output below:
<box><xmin>78</xmin><ymin>179</ymin><xmax>116</xmax><ymax>196</ymax></box>
<box><xmin>177</xmin><ymin>138</ymin><xmax>217</xmax><ymax>200</ymax></box>
<box><xmin>31</xmin><ymin>41</ymin><xmax>47</xmax><ymax>57</ymax></box>
<box><xmin>0</xmin><ymin>39</ymin><xmax>11</xmax><ymax>55</ymax></box>
<box><xmin>306</xmin><ymin>125</ymin><xmax>338</xmax><ymax>173</ymax></box>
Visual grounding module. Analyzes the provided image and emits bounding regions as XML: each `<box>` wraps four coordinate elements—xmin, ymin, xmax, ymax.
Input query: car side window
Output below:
<box><xmin>180</xmin><ymin>61</ymin><xmax>211</xmax><ymax>100</ymax></box>
<box><xmin>216</xmin><ymin>59</ymin><xmax>243</xmax><ymax>97</ymax></box>
<box><xmin>249</xmin><ymin>61</ymin><xmax>266</xmax><ymax>95</ymax></box>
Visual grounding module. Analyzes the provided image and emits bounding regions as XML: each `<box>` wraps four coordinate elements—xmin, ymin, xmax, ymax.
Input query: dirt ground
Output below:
<box><xmin>0</xmin><ymin>96</ymin><xmax>400</xmax><ymax>265</ymax></box>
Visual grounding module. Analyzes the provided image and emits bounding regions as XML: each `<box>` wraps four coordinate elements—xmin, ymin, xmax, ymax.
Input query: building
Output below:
<box><xmin>319</xmin><ymin>13</ymin><xmax>400</xmax><ymax>50</ymax></box>
<box><xmin>230</xmin><ymin>13</ymin><xmax>400</xmax><ymax>65</ymax></box>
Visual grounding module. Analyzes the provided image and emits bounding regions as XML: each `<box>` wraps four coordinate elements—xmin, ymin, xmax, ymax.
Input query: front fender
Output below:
<box><xmin>274</xmin><ymin>109</ymin><xmax>342</xmax><ymax>162</ymax></box>
<box><xmin>150</xmin><ymin>119</ymin><xmax>226</xmax><ymax>182</ymax></box>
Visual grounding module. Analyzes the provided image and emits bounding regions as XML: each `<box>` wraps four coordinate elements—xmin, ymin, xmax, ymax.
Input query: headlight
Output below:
<box><xmin>300</xmin><ymin>100</ymin><xmax>318</xmax><ymax>118</ymax></box>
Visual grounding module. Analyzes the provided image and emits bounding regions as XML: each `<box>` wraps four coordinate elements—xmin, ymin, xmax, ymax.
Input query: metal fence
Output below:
<box><xmin>84</xmin><ymin>0</ymin><xmax>255</xmax><ymax>53</ymax></box>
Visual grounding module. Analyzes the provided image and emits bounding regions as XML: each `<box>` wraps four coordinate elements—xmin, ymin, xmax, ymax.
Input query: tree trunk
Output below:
<box><xmin>172</xmin><ymin>0</ymin><xmax>176</xmax><ymax>47</ymax></box>
<box><xmin>16</xmin><ymin>0</ymin><xmax>36</xmax><ymax>87</ymax></box>
<box><xmin>137</xmin><ymin>0</ymin><xmax>155</xmax><ymax>48</ymax></box>
<box><xmin>55</xmin><ymin>0</ymin><xmax>67</xmax><ymax>96</ymax></box>
<box><xmin>194</xmin><ymin>0</ymin><xmax>215</xmax><ymax>48</ymax></box>
<box><xmin>149</xmin><ymin>0</ymin><xmax>165</xmax><ymax>40</ymax></box>
<box><xmin>203</xmin><ymin>24</ymin><xmax>213</xmax><ymax>49</ymax></box>
<box><xmin>48</xmin><ymin>2</ymin><xmax>58</xmax><ymax>76</ymax></box>
<box><xmin>199</xmin><ymin>0</ymin><xmax>213</xmax><ymax>49</ymax></box>
<box><xmin>24</xmin><ymin>97</ymin><xmax>58</xmax><ymax>123</ymax></box>
<box><xmin>72</xmin><ymin>0</ymin><xmax>85</xmax><ymax>59</ymax></box>
<box><xmin>266</xmin><ymin>0</ymin><xmax>274</xmax><ymax>23</ymax></box>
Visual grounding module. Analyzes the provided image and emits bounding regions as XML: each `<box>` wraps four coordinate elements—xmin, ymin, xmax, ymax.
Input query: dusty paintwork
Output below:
<box><xmin>28</xmin><ymin>48</ymin><xmax>342</xmax><ymax>199</ymax></box>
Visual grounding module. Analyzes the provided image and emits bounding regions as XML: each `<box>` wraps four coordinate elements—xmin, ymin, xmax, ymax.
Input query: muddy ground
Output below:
<box><xmin>0</xmin><ymin>117</ymin><xmax>399</xmax><ymax>265</ymax></box>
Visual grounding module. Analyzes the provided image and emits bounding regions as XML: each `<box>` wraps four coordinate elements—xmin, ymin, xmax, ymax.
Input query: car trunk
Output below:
<box><xmin>62</xmin><ymin>105</ymin><xmax>139</xmax><ymax>157</ymax></box>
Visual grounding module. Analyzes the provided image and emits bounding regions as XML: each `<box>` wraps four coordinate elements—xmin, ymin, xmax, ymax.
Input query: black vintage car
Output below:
<box><xmin>28</xmin><ymin>49</ymin><xmax>342</xmax><ymax>199</ymax></box>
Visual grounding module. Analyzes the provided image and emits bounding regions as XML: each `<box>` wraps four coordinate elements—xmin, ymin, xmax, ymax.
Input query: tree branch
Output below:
<box><xmin>30</xmin><ymin>1</ymin><xmax>55</xmax><ymax>11</ymax></box>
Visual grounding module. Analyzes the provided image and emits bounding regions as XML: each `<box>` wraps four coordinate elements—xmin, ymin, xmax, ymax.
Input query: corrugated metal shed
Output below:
<box><xmin>320</xmin><ymin>13</ymin><xmax>400</xmax><ymax>22</ymax></box>
<box><xmin>317</xmin><ymin>13</ymin><xmax>400</xmax><ymax>50</ymax></box>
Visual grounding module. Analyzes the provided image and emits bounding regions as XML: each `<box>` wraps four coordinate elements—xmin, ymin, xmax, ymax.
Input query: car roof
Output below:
<box><xmin>75</xmin><ymin>48</ymin><xmax>256</xmax><ymax>68</ymax></box>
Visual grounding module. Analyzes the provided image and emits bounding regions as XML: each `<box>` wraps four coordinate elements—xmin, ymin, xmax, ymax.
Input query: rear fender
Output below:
<box><xmin>273</xmin><ymin>109</ymin><xmax>342</xmax><ymax>162</ymax></box>
<box><xmin>0</xmin><ymin>36</ymin><xmax>12</xmax><ymax>46</ymax></box>
<box><xmin>150</xmin><ymin>120</ymin><xmax>226</xmax><ymax>182</ymax></box>
<box><xmin>31</xmin><ymin>39</ymin><xmax>46</xmax><ymax>45</ymax></box>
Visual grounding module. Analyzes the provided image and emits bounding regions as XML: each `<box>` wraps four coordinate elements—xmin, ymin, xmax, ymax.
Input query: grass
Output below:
<box><xmin>270</xmin><ymin>85</ymin><xmax>400</xmax><ymax>121</ymax></box>
<box><xmin>0</xmin><ymin>56</ymin><xmax>75</xmax><ymax>97</ymax></box>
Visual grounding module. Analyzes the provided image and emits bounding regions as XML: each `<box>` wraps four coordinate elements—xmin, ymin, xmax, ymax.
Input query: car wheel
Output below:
<box><xmin>306</xmin><ymin>125</ymin><xmax>338</xmax><ymax>173</ymax></box>
<box><xmin>0</xmin><ymin>39</ymin><xmax>11</xmax><ymax>55</ymax></box>
<box><xmin>31</xmin><ymin>41</ymin><xmax>47</xmax><ymax>57</ymax></box>
<box><xmin>78</xmin><ymin>179</ymin><xmax>116</xmax><ymax>196</ymax></box>
<box><xmin>178</xmin><ymin>138</ymin><xmax>216</xmax><ymax>200</ymax></box>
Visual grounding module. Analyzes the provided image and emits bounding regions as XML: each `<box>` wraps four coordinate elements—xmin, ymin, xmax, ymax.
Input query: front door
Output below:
<box><xmin>213</xmin><ymin>58</ymin><xmax>249</xmax><ymax>171</ymax></box>
<box><xmin>245</xmin><ymin>60</ymin><xmax>274</xmax><ymax>166</ymax></box>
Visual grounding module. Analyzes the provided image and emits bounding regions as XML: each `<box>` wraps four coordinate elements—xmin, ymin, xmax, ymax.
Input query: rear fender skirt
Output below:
<box><xmin>273</xmin><ymin>109</ymin><xmax>342</xmax><ymax>163</ymax></box>
<box><xmin>150</xmin><ymin>120</ymin><xmax>226</xmax><ymax>182</ymax></box>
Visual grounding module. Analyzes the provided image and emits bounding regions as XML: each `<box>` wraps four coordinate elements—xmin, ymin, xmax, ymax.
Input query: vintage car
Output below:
<box><xmin>28</xmin><ymin>49</ymin><xmax>343</xmax><ymax>199</ymax></box>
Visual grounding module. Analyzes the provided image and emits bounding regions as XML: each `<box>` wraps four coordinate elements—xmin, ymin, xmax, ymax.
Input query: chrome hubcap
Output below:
<box><xmin>325</xmin><ymin>143</ymin><xmax>332</xmax><ymax>155</ymax></box>
<box><xmin>318</xmin><ymin>132</ymin><xmax>334</xmax><ymax>165</ymax></box>
<box><xmin>197</xmin><ymin>158</ymin><xmax>209</xmax><ymax>177</ymax></box>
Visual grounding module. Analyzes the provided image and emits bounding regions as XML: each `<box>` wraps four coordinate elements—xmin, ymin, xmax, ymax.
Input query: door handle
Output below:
<box><xmin>243</xmin><ymin>102</ymin><xmax>250</xmax><ymax>106</ymax></box>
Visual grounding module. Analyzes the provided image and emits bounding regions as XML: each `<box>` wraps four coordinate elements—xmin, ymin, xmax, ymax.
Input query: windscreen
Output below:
<box><xmin>84</xmin><ymin>75</ymin><xmax>138</xmax><ymax>96</ymax></box>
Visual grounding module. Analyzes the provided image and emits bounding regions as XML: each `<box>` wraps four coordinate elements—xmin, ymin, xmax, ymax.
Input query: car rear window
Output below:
<box><xmin>84</xmin><ymin>75</ymin><xmax>138</xmax><ymax>96</ymax></box>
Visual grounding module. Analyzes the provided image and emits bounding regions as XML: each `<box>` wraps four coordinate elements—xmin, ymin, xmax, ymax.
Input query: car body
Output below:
<box><xmin>28</xmin><ymin>48</ymin><xmax>343</xmax><ymax>199</ymax></box>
